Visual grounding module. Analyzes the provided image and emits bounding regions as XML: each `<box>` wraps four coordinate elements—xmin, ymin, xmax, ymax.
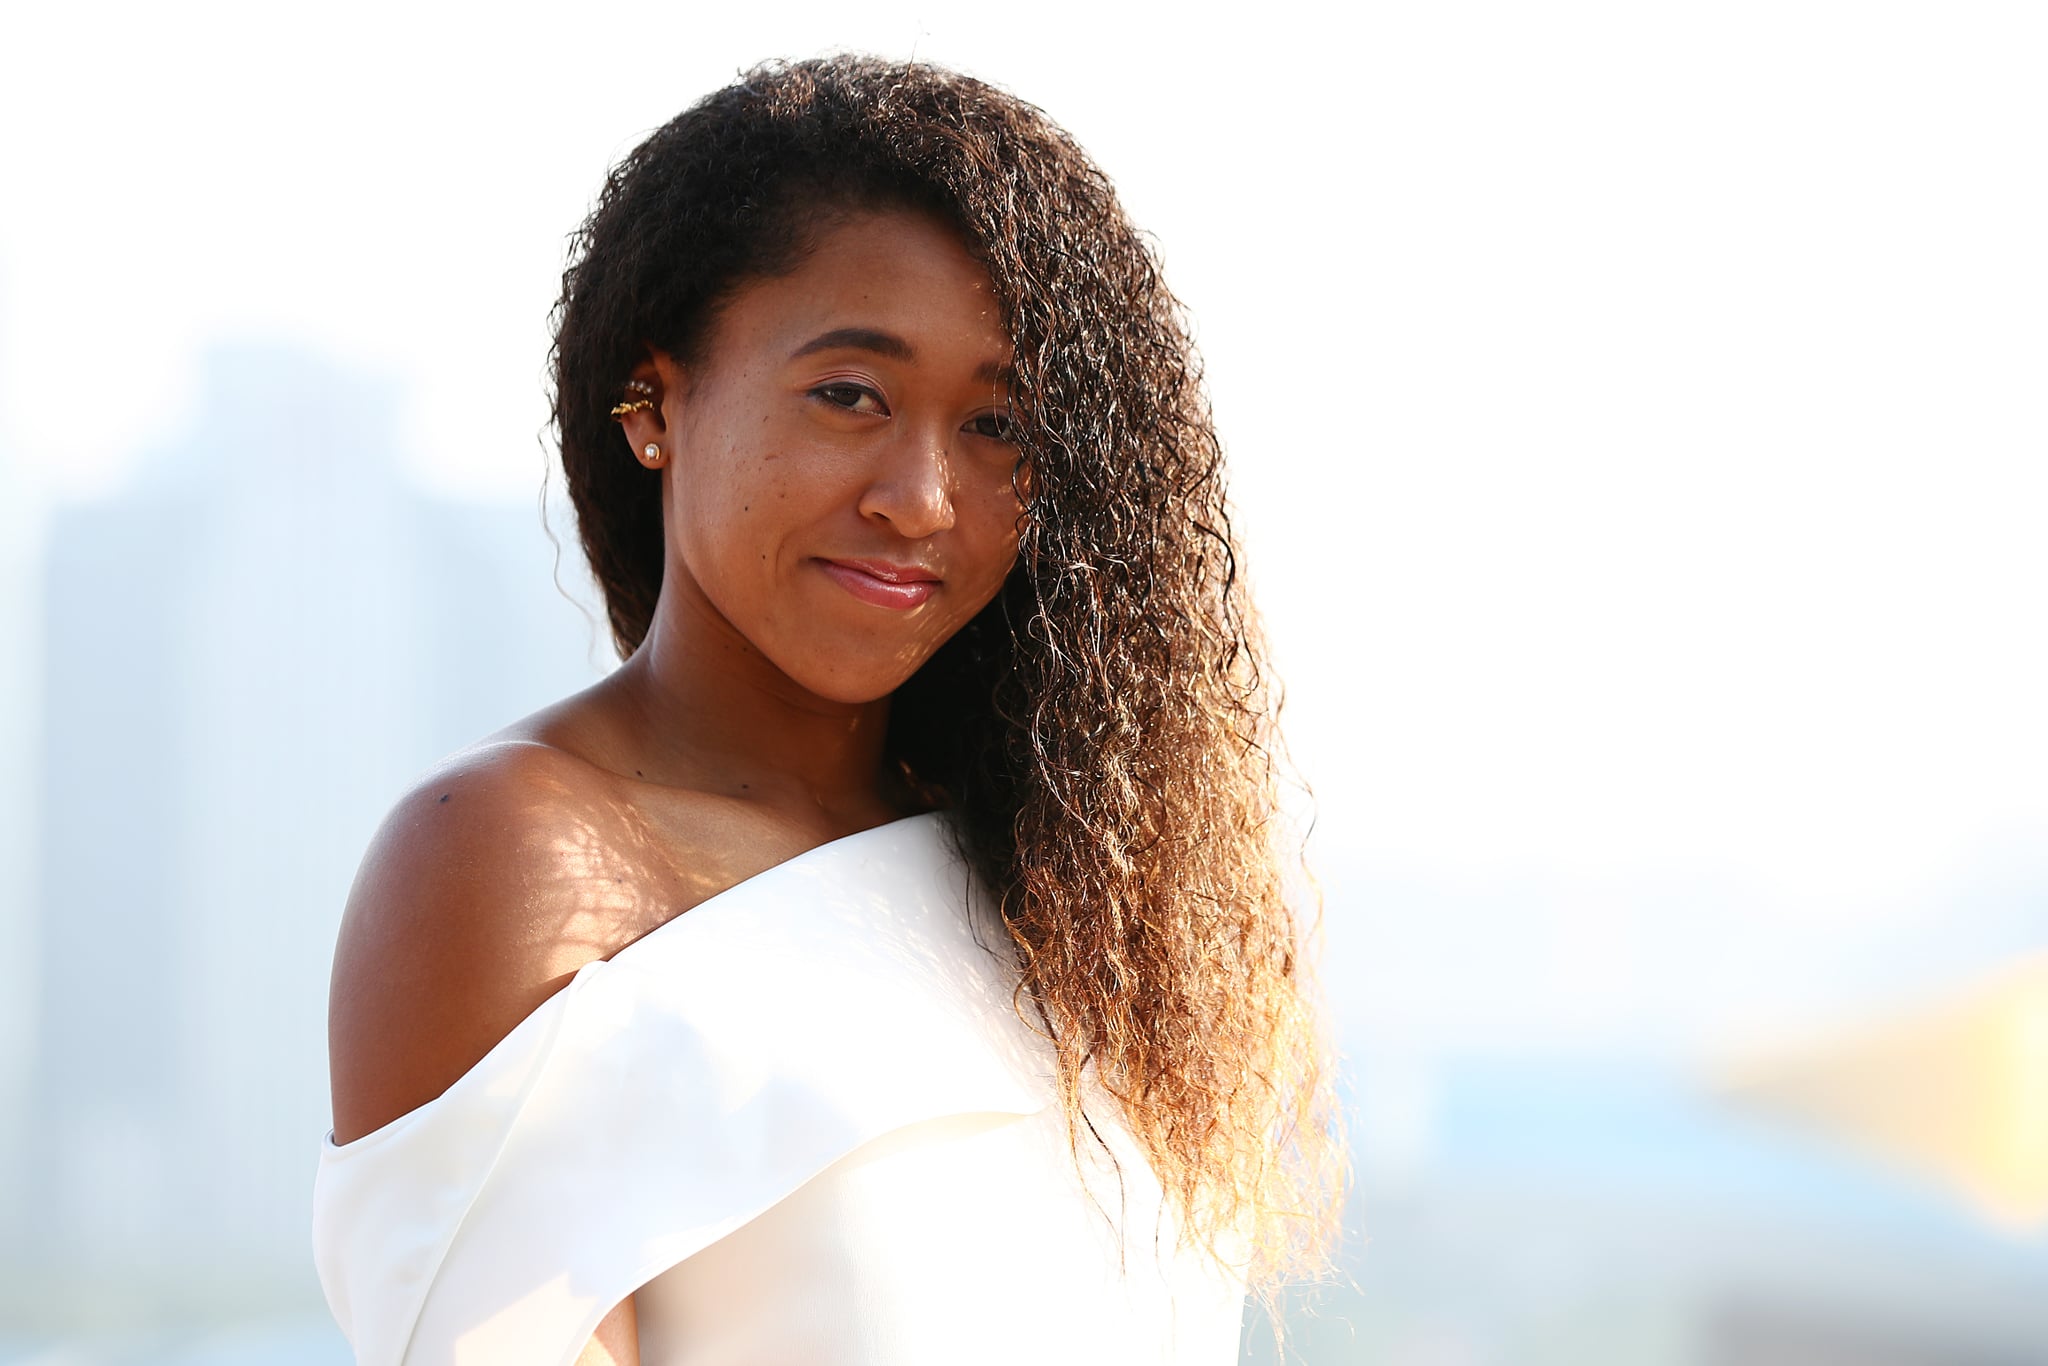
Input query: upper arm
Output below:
<box><xmin>576</xmin><ymin>1295</ymin><xmax>640</xmax><ymax>1366</ymax></box>
<box><xmin>325</xmin><ymin>741</ymin><xmax>660</xmax><ymax>1148</ymax></box>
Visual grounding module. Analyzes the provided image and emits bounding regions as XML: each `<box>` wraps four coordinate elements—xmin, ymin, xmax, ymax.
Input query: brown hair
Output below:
<box><xmin>549</xmin><ymin>54</ymin><xmax>1347</xmax><ymax>1298</ymax></box>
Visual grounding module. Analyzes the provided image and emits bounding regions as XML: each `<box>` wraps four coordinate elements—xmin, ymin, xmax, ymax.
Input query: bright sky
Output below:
<box><xmin>4</xmin><ymin>3</ymin><xmax>2044</xmax><ymax>1032</ymax></box>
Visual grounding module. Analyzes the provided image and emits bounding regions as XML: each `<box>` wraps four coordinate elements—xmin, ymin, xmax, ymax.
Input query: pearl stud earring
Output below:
<box><xmin>643</xmin><ymin>443</ymin><xmax>663</xmax><ymax>465</ymax></box>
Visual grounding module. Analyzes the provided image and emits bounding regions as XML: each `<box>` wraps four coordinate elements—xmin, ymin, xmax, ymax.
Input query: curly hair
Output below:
<box><xmin>548</xmin><ymin>54</ymin><xmax>1347</xmax><ymax>1297</ymax></box>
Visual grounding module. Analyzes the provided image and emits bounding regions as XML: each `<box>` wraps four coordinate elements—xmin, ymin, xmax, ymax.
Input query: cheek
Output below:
<box><xmin>955</xmin><ymin>484</ymin><xmax>1026</xmax><ymax>598</ymax></box>
<box><xmin>677</xmin><ymin>446</ymin><xmax>792</xmax><ymax>549</ymax></box>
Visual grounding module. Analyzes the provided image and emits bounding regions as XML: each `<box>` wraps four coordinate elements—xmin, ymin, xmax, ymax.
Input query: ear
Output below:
<box><xmin>616</xmin><ymin>349</ymin><xmax>686</xmax><ymax>469</ymax></box>
<box><xmin>1010</xmin><ymin>454</ymin><xmax>1037</xmax><ymax>511</ymax></box>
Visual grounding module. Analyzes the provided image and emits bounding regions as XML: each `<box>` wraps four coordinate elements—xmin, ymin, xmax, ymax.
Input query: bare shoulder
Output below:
<box><xmin>326</xmin><ymin>739</ymin><xmax>690</xmax><ymax>1147</ymax></box>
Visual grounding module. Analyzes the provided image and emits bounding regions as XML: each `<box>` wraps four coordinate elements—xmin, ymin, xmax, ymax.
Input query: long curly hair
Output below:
<box><xmin>549</xmin><ymin>54</ymin><xmax>1346</xmax><ymax>1295</ymax></box>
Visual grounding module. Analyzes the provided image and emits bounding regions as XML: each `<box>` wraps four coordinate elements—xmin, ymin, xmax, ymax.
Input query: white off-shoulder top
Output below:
<box><xmin>311</xmin><ymin>811</ymin><xmax>1248</xmax><ymax>1365</ymax></box>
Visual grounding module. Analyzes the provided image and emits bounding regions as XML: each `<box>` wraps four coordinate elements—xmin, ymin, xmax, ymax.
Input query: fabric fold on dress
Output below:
<box><xmin>312</xmin><ymin>813</ymin><xmax>1057</xmax><ymax>1366</ymax></box>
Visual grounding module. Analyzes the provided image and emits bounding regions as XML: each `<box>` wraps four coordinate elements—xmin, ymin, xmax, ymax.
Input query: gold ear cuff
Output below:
<box><xmin>610</xmin><ymin>379</ymin><xmax>656</xmax><ymax>419</ymax></box>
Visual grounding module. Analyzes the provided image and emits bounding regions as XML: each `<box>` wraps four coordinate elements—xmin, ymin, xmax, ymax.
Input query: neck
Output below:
<box><xmin>603</xmin><ymin>570</ymin><xmax>907</xmax><ymax>824</ymax></box>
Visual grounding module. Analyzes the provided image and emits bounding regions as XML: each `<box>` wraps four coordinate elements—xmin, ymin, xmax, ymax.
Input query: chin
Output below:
<box><xmin>784</xmin><ymin>656</ymin><xmax>928</xmax><ymax>708</ymax></box>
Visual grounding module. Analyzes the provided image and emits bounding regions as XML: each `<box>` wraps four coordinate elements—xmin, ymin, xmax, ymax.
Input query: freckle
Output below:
<box><xmin>742</xmin><ymin>505</ymin><xmax>749</xmax><ymax>512</ymax></box>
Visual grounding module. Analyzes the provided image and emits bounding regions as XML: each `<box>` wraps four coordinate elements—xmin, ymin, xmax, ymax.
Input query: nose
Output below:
<box><xmin>857</xmin><ymin>424</ymin><xmax>956</xmax><ymax>539</ymax></box>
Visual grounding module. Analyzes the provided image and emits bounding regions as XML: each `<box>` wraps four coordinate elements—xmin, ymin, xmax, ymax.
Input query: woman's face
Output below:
<box><xmin>646</xmin><ymin>208</ymin><xmax>1026</xmax><ymax>705</ymax></box>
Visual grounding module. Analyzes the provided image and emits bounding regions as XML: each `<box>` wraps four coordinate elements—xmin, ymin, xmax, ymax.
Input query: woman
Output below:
<box><xmin>315</xmin><ymin>55</ymin><xmax>1345</xmax><ymax>1365</ymax></box>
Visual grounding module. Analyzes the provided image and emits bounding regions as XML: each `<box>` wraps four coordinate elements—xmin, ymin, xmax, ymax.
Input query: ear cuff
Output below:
<box><xmin>610</xmin><ymin>379</ymin><xmax>656</xmax><ymax>418</ymax></box>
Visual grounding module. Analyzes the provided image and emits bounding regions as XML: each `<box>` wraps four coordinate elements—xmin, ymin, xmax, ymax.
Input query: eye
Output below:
<box><xmin>967</xmin><ymin>411</ymin><xmax>1018</xmax><ymax>443</ymax></box>
<box><xmin>810</xmin><ymin>381</ymin><xmax>888</xmax><ymax>416</ymax></box>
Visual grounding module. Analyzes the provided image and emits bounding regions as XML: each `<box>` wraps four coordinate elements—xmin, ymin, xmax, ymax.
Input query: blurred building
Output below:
<box><xmin>0</xmin><ymin>407</ymin><xmax>42</xmax><ymax>1264</ymax></box>
<box><xmin>7</xmin><ymin>342</ymin><xmax>605</xmax><ymax>1333</ymax></box>
<box><xmin>1243</xmin><ymin>1051</ymin><xmax>2048</xmax><ymax>1366</ymax></box>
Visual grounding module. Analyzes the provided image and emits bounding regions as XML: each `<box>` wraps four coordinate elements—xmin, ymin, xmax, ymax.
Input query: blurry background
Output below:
<box><xmin>2</xmin><ymin>2</ymin><xmax>2043</xmax><ymax>1362</ymax></box>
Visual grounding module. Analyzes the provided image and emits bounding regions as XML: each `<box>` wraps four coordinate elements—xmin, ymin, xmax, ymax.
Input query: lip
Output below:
<box><xmin>816</xmin><ymin>557</ymin><xmax>941</xmax><ymax>610</ymax></box>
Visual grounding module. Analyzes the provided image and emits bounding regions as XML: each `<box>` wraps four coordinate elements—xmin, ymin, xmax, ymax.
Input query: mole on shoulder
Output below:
<box><xmin>437</xmin><ymin>793</ymin><xmax>450</xmax><ymax>804</ymax></box>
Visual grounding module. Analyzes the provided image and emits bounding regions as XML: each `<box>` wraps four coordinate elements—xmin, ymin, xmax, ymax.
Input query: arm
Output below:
<box><xmin>576</xmin><ymin>1296</ymin><xmax>640</xmax><ymax>1366</ymax></box>
<box><xmin>327</xmin><ymin>741</ymin><xmax>655</xmax><ymax>1362</ymax></box>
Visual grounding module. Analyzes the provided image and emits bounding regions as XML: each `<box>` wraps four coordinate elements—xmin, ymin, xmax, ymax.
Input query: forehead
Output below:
<box><xmin>705</xmin><ymin>209</ymin><xmax>1010</xmax><ymax>370</ymax></box>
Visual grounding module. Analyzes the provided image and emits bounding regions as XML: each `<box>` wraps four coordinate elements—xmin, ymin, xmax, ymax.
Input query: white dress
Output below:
<box><xmin>311</xmin><ymin>811</ymin><xmax>1249</xmax><ymax>1365</ymax></box>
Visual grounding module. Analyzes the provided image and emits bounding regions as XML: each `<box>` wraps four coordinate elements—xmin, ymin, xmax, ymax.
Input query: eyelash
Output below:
<box><xmin>968</xmin><ymin>412</ymin><xmax>1018</xmax><ymax>443</ymax></box>
<box><xmin>811</xmin><ymin>381</ymin><xmax>885</xmax><ymax>415</ymax></box>
<box><xmin>807</xmin><ymin>382</ymin><xmax>1017</xmax><ymax>444</ymax></box>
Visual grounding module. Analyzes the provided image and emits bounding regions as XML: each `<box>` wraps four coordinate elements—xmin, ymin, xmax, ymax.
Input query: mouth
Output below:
<box><xmin>816</xmin><ymin>557</ymin><xmax>941</xmax><ymax>610</ymax></box>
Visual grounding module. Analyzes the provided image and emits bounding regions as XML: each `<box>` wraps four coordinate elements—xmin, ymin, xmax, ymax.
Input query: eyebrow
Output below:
<box><xmin>788</xmin><ymin>327</ymin><xmax>1012</xmax><ymax>385</ymax></box>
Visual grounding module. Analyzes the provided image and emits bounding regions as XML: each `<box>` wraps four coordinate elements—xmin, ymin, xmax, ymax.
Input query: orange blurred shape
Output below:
<box><xmin>1711</xmin><ymin>951</ymin><xmax>2048</xmax><ymax>1232</ymax></box>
